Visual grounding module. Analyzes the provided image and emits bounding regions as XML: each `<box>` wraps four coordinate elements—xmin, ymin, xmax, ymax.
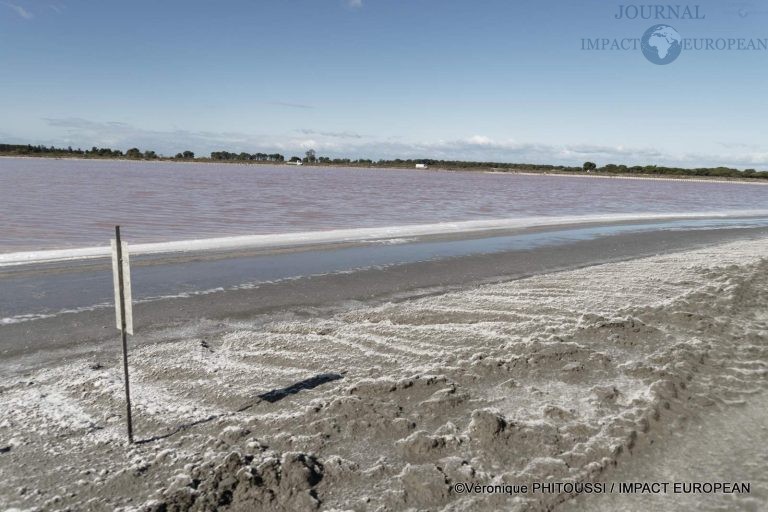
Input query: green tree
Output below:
<box><xmin>583</xmin><ymin>161</ymin><xmax>597</xmax><ymax>172</ymax></box>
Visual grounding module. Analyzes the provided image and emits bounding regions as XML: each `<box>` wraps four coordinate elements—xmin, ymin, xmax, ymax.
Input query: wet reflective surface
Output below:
<box><xmin>3</xmin><ymin>215</ymin><xmax>768</xmax><ymax>324</ymax></box>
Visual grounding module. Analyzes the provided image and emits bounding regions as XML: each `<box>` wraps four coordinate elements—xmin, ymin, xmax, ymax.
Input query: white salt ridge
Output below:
<box><xmin>3</xmin><ymin>211</ymin><xmax>768</xmax><ymax>267</ymax></box>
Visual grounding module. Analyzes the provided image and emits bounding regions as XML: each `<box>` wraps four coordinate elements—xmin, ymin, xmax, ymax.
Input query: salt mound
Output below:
<box><xmin>144</xmin><ymin>450</ymin><xmax>323</xmax><ymax>512</ymax></box>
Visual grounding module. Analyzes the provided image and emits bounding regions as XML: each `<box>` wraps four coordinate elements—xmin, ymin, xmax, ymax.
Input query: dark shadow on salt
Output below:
<box><xmin>135</xmin><ymin>372</ymin><xmax>344</xmax><ymax>444</ymax></box>
<box><xmin>239</xmin><ymin>372</ymin><xmax>344</xmax><ymax>409</ymax></box>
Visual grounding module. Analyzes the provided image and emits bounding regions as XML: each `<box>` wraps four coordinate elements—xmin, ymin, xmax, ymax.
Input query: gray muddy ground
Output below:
<box><xmin>1</xmin><ymin>236</ymin><xmax>767</xmax><ymax>511</ymax></box>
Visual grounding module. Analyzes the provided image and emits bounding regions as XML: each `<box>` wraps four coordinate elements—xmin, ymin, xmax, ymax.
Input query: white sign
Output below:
<box><xmin>111</xmin><ymin>240</ymin><xmax>134</xmax><ymax>335</ymax></box>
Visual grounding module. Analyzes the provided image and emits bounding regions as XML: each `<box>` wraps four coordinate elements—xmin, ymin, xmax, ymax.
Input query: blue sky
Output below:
<box><xmin>1</xmin><ymin>0</ymin><xmax>767</xmax><ymax>168</ymax></box>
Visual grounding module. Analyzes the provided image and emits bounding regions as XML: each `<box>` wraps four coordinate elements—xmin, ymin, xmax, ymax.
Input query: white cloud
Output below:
<box><xmin>3</xmin><ymin>1</ymin><xmax>33</xmax><ymax>19</ymax></box>
<box><xmin>467</xmin><ymin>135</ymin><xmax>494</xmax><ymax>146</ymax></box>
<box><xmin>299</xmin><ymin>139</ymin><xmax>319</xmax><ymax>150</ymax></box>
<box><xmin>347</xmin><ymin>0</ymin><xmax>363</xmax><ymax>8</ymax></box>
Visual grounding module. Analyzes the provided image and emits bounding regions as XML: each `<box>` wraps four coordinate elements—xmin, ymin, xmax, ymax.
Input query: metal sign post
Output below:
<box><xmin>112</xmin><ymin>225</ymin><xmax>134</xmax><ymax>443</ymax></box>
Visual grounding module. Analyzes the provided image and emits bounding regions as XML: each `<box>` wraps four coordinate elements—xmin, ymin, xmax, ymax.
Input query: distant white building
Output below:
<box><xmin>287</xmin><ymin>160</ymin><xmax>303</xmax><ymax>166</ymax></box>
<box><xmin>415</xmin><ymin>163</ymin><xmax>428</xmax><ymax>169</ymax></box>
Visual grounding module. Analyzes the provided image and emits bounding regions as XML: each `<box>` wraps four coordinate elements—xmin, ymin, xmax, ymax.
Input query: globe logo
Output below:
<box><xmin>641</xmin><ymin>24</ymin><xmax>682</xmax><ymax>65</ymax></box>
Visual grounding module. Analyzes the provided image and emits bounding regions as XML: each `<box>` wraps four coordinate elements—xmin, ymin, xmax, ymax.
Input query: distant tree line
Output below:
<box><xmin>299</xmin><ymin>149</ymin><xmax>373</xmax><ymax>165</ymax></box>
<box><xmin>125</xmin><ymin>148</ymin><xmax>157</xmax><ymax>159</ymax></box>
<box><xmin>0</xmin><ymin>143</ymin><xmax>159</xmax><ymax>159</ymax></box>
<box><xmin>210</xmin><ymin>151</ymin><xmax>285</xmax><ymax>162</ymax></box>
<box><xmin>1</xmin><ymin>142</ymin><xmax>766</xmax><ymax>180</ymax></box>
<box><xmin>0</xmin><ymin>144</ymin><xmax>125</xmax><ymax>157</ymax></box>
<box><xmin>313</xmin><ymin>157</ymin><xmax>375</xmax><ymax>164</ymax></box>
<box><xmin>376</xmin><ymin>158</ymin><xmax>578</xmax><ymax>172</ymax></box>
<box><xmin>371</xmin><ymin>158</ymin><xmax>768</xmax><ymax>180</ymax></box>
<box><xmin>593</xmin><ymin>163</ymin><xmax>765</xmax><ymax>179</ymax></box>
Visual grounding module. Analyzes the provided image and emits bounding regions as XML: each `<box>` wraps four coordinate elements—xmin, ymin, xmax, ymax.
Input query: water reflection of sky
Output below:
<box><xmin>3</xmin><ymin>215</ymin><xmax>768</xmax><ymax>323</ymax></box>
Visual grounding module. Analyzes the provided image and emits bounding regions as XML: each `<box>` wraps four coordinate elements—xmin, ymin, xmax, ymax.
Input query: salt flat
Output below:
<box><xmin>1</xmin><ymin>237</ymin><xmax>766</xmax><ymax>511</ymax></box>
